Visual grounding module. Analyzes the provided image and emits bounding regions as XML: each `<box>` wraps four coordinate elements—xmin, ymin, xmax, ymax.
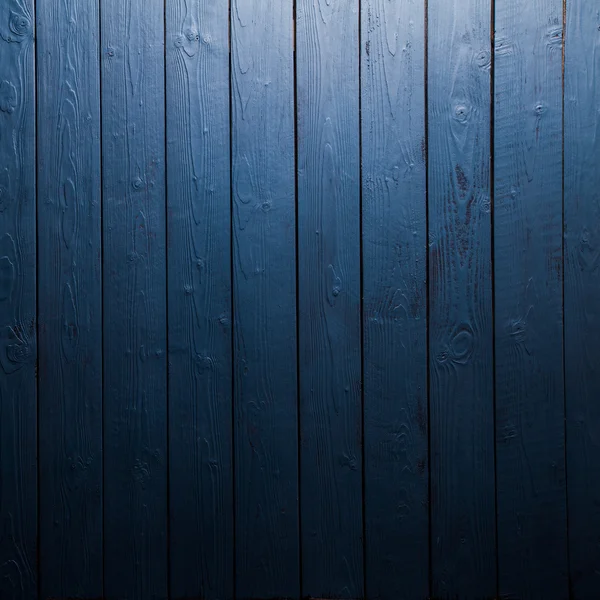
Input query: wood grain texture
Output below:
<box><xmin>494</xmin><ymin>0</ymin><xmax>568</xmax><ymax>597</ymax></box>
<box><xmin>166</xmin><ymin>0</ymin><xmax>233</xmax><ymax>597</ymax></box>
<box><xmin>296</xmin><ymin>0</ymin><xmax>363</xmax><ymax>597</ymax></box>
<box><xmin>100</xmin><ymin>0</ymin><xmax>168</xmax><ymax>597</ymax></box>
<box><xmin>427</xmin><ymin>0</ymin><xmax>496</xmax><ymax>596</ymax></box>
<box><xmin>564</xmin><ymin>2</ymin><xmax>600</xmax><ymax>597</ymax></box>
<box><xmin>0</xmin><ymin>1</ymin><xmax>37</xmax><ymax>598</ymax></box>
<box><xmin>36</xmin><ymin>0</ymin><xmax>103</xmax><ymax>596</ymax></box>
<box><xmin>361</xmin><ymin>0</ymin><xmax>428</xmax><ymax>597</ymax></box>
<box><xmin>230</xmin><ymin>0</ymin><xmax>300</xmax><ymax>596</ymax></box>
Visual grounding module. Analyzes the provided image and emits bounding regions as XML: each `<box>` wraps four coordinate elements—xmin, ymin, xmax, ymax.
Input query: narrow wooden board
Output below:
<box><xmin>427</xmin><ymin>0</ymin><xmax>496</xmax><ymax>595</ymax></box>
<box><xmin>101</xmin><ymin>0</ymin><xmax>168</xmax><ymax>596</ymax></box>
<box><xmin>0</xmin><ymin>1</ymin><xmax>37</xmax><ymax>597</ymax></box>
<box><xmin>494</xmin><ymin>0</ymin><xmax>568</xmax><ymax>596</ymax></box>
<box><xmin>230</xmin><ymin>0</ymin><xmax>300</xmax><ymax>596</ymax></box>
<box><xmin>361</xmin><ymin>0</ymin><xmax>429</xmax><ymax>597</ymax></box>
<box><xmin>564</xmin><ymin>2</ymin><xmax>600</xmax><ymax>597</ymax></box>
<box><xmin>166</xmin><ymin>0</ymin><xmax>233</xmax><ymax>597</ymax></box>
<box><xmin>36</xmin><ymin>0</ymin><xmax>103</xmax><ymax>596</ymax></box>
<box><xmin>297</xmin><ymin>0</ymin><xmax>363</xmax><ymax>596</ymax></box>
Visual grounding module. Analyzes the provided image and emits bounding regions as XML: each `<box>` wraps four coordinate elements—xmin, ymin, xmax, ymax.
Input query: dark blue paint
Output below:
<box><xmin>427</xmin><ymin>0</ymin><xmax>497</xmax><ymax>596</ymax></box>
<box><xmin>565</xmin><ymin>1</ymin><xmax>600</xmax><ymax>597</ymax></box>
<box><xmin>3</xmin><ymin>3</ymin><xmax>600</xmax><ymax>598</ymax></box>
<box><xmin>36</xmin><ymin>0</ymin><xmax>103</xmax><ymax>596</ymax></box>
<box><xmin>101</xmin><ymin>0</ymin><xmax>168</xmax><ymax>597</ymax></box>
<box><xmin>166</xmin><ymin>0</ymin><xmax>234</xmax><ymax>597</ymax></box>
<box><xmin>297</xmin><ymin>0</ymin><xmax>363</xmax><ymax>597</ymax></box>
<box><xmin>231</xmin><ymin>0</ymin><xmax>300</xmax><ymax>597</ymax></box>
<box><xmin>0</xmin><ymin>0</ymin><xmax>37</xmax><ymax>598</ymax></box>
<box><xmin>361</xmin><ymin>0</ymin><xmax>429</xmax><ymax>598</ymax></box>
<box><xmin>494</xmin><ymin>0</ymin><xmax>568</xmax><ymax>597</ymax></box>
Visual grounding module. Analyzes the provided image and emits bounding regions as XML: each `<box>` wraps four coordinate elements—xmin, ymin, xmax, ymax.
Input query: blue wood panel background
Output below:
<box><xmin>0</xmin><ymin>1</ymin><xmax>37</xmax><ymax>599</ymax></box>
<box><xmin>427</xmin><ymin>0</ymin><xmax>496</xmax><ymax>596</ymax></box>
<box><xmin>100</xmin><ymin>0</ymin><xmax>168</xmax><ymax>597</ymax></box>
<box><xmin>494</xmin><ymin>0</ymin><xmax>569</xmax><ymax>597</ymax></box>
<box><xmin>36</xmin><ymin>0</ymin><xmax>103</xmax><ymax>596</ymax></box>
<box><xmin>565</xmin><ymin>2</ymin><xmax>600</xmax><ymax>598</ymax></box>
<box><xmin>361</xmin><ymin>0</ymin><xmax>428</xmax><ymax>598</ymax></box>
<box><xmin>166</xmin><ymin>0</ymin><xmax>233</xmax><ymax>598</ymax></box>
<box><xmin>0</xmin><ymin>0</ymin><xmax>599</xmax><ymax>598</ymax></box>
<box><xmin>297</xmin><ymin>0</ymin><xmax>363</xmax><ymax>597</ymax></box>
<box><xmin>231</xmin><ymin>0</ymin><xmax>300</xmax><ymax>597</ymax></box>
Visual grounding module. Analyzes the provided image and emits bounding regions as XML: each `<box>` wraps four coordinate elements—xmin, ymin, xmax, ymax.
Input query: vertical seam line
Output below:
<box><xmin>561</xmin><ymin>0</ymin><xmax>571</xmax><ymax>596</ymax></box>
<box><xmin>98</xmin><ymin>0</ymin><xmax>105</xmax><ymax>595</ymax></box>
<box><xmin>424</xmin><ymin>0</ymin><xmax>432</xmax><ymax>596</ymax></box>
<box><xmin>34</xmin><ymin>0</ymin><xmax>40</xmax><ymax>593</ymax></box>
<box><xmin>490</xmin><ymin>0</ymin><xmax>500</xmax><ymax>597</ymax></box>
<box><xmin>358</xmin><ymin>0</ymin><xmax>367</xmax><ymax>596</ymax></box>
<box><xmin>163</xmin><ymin>0</ymin><xmax>171</xmax><ymax>595</ymax></box>
<box><xmin>293</xmin><ymin>0</ymin><xmax>303</xmax><ymax>597</ymax></box>
<box><xmin>228</xmin><ymin>1</ymin><xmax>236</xmax><ymax>597</ymax></box>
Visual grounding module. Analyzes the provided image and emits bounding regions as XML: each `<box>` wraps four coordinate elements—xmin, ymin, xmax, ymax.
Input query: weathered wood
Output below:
<box><xmin>166</xmin><ymin>0</ymin><xmax>233</xmax><ymax>597</ymax></box>
<box><xmin>427</xmin><ymin>0</ymin><xmax>496</xmax><ymax>595</ymax></box>
<box><xmin>36</xmin><ymin>0</ymin><xmax>103</xmax><ymax>596</ymax></box>
<box><xmin>297</xmin><ymin>0</ymin><xmax>363</xmax><ymax>597</ymax></box>
<box><xmin>361</xmin><ymin>0</ymin><xmax>428</xmax><ymax>597</ymax></box>
<box><xmin>494</xmin><ymin>0</ymin><xmax>568</xmax><ymax>597</ymax></box>
<box><xmin>101</xmin><ymin>0</ymin><xmax>168</xmax><ymax>596</ymax></box>
<box><xmin>0</xmin><ymin>1</ymin><xmax>37</xmax><ymax>598</ymax></box>
<box><xmin>565</xmin><ymin>2</ymin><xmax>600</xmax><ymax>597</ymax></box>
<box><xmin>230</xmin><ymin>0</ymin><xmax>300</xmax><ymax>596</ymax></box>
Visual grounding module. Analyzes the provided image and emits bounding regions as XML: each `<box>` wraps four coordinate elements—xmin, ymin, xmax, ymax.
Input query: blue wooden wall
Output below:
<box><xmin>0</xmin><ymin>0</ymin><xmax>598</xmax><ymax>598</ymax></box>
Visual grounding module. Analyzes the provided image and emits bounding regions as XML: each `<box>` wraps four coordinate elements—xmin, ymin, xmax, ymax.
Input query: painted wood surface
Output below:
<box><xmin>100</xmin><ymin>0</ymin><xmax>168</xmax><ymax>597</ymax></box>
<box><xmin>565</xmin><ymin>2</ymin><xmax>600</xmax><ymax>597</ymax></box>
<box><xmin>494</xmin><ymin>0</ymin><xmax>568</xmax><ymax>597</ymax></box>
<box><xmin>427</xmin><ymin>0</ymin><xmax>496</xmax><ymax>596</ymax></box>
<box><xmin>361</xmin><ymin>0</ymin><xmax>428</xmax><ymax>598</ymax></box>
<box><xmin>166</xmin><ymin>0</ymin><xmax>233</xmax><ymax>598</ymax></box>
<box><xmin>297</xmin><ymin>0</ymin><xmax>363</xmax><ymax>597</ymax></box>
<box><xmin>0</xmin><ymin>1</ymin><xmax>37</xmax><ymax>598</ymax></box>
<box><xmin>230</xmin><ymin>0</ymin><xmax>300</xmax><ymax>597</ymax></box>
<box><xmin>5</xmin><ymin>2</ymin><xmax>600</xmax><ymax>597</ymax></box>
<box><xmin>36</xmin><ymin>0</ymin><xmax>103</xmax><ymax>596</ymax></box>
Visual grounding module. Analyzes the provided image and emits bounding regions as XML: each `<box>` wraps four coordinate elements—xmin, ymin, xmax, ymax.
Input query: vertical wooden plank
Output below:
<box><xmin>427</xmin><ymin>0</ymin><xmax>496</xmax><ymax>596</ymax></box>
<box><xmin>494</xmin><ymin>0</ymin><xmax>568</xmax><ymax>597</ymax></box>
<box><xmin>101</xmin><ymin>0</ymin><xmax>168</xmax><ymax>596</ymax></box>
<box><xmin>0</xmin><ymin>1</ymin><xmax>37</xmax><ymax>599</ymax></box>
<box><xmin>564</xmin><ymin>2</ymin><xmax>600</xmax><ymax>597</ymax></box>
<box><xmin>230</xmin><ymin>0</ymin><xmax>299</xmax><ymax>596</ymax></box>
<box><xmin>297</xmin><ymin>0</ymin><xmax>363</xmax><ymax>597</ymax></box>
<box><xmin>166</xmin><ymin>0</ymin><xmax>233</xmax><ymax>597</ymax></box>
<box><xmin>361</xmin><ymin>0</ymin><xmax>428</xmax><ymax>598</ymax></box>
<box><xmin>36</xmin><ymin>0</ymin><xmax>103</xmax><ymax>596</ymax></box>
